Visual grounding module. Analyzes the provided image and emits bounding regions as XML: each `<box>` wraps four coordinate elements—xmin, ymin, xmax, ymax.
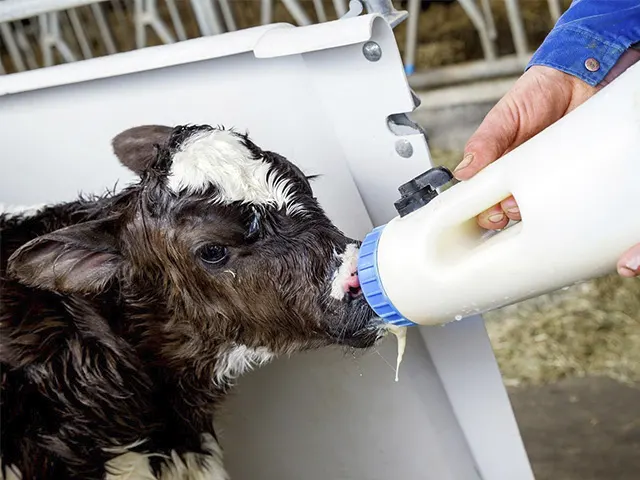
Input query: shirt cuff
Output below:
<box><xmin>599</xmin><ymin>47</ymin><xmax>640</xmax><ymax>87</ymax></box>
<box><xmin>526</xmin><ymin>25</ymin><xmax>628</xmax><ymax>87</ymax></box>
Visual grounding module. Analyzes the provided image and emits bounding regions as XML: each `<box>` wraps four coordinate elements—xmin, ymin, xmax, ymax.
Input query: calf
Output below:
<box><xmin>0</xmin><ymin>124</ymin><xmax>385</xmax><ymax>480</ymax></box>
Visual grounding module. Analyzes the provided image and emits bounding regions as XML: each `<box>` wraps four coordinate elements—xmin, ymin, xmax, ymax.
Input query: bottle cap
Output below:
<box><xmin>357</xmin><ymin>225</ymin><xmax>416</xmax><ymax>327</ymax></box>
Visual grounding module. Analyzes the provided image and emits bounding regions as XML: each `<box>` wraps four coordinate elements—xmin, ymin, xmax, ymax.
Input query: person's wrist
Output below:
<box><xmin>533</xmin><ymin>64</ymin><xmax>599</xmax><ymax>99</ymax></box>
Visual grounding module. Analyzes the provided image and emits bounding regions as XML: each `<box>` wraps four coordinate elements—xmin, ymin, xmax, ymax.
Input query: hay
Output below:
<box><xmin>430</xmin><ymin>149</ymin><xmax>640</xmax><ymax>387</ymax></box>
<box><xmin>0</xmin><ymin>0</ymin><xmax>574</xmax><ymax>73</ymax></box>
<box><xmin>486</xmin><ymin>276</ymin><xmax>640</xmax><ymax>388</ymax></box>
<box><xmin>393</xmin><ymin>0</ymin><xmax>575</xmax><ymax>69</ymax></box>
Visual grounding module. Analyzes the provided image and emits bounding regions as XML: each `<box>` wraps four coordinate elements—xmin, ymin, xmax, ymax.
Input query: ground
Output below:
<box><xmin>510</xmin><ymin>377</ymin><xmax>640</xmax><ymax>480</ymax></box>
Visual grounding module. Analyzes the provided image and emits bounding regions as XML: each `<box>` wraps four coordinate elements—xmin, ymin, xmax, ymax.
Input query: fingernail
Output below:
<box><xmin>619</xmin><ymin>257</ymin><xmax>640</xmax><ymax>277</ymax></box>
<box><xmin>618</xmin><ymin>266</ymin><xmax>637</xmax><ymax>278</ymax></box>
<box><xmin>505</xmin><ymin>205</ymin><xmax>520</xmax><ymax>215</ymax></box>
<box><xmin>488</xmin><ymin>213</ymin><xmax>505</xmax><ymax>224</ymax></box>
<box><xmin>454</xmin><ymin>153</ymin><xmax>474</xmax><ymax>173</ymax></box>
<box><xmin>501</xmin><ymin>197</ymin><xmax>519</xmax><ymax>214</ymax></box>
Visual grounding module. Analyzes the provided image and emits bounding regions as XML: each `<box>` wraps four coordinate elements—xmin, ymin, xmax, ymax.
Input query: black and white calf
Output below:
<box><xmin>0</xmin><ymin>124</ymin><xmax>384</xmax><ymax>479</ymax></box>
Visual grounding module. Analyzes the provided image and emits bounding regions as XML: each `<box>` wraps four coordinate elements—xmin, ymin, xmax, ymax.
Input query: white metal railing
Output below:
<box><xmin>1</xmin><ymin>0</ymin><xmax>124</xmax><ymax>72</ymax></box>
<box><xmin>0</xmin><ymin>0</ymin><xmax>566</xmax><ymax>87</ymax></box>
<box><xmin>404</xmin><ymin>0</ymin><xmax>564</xmax><ymax>87</ymax></box>
<box><xmin>0</xmin><ymin>0</ymin><xmax>349</xmax><ymax>74</ymax></box>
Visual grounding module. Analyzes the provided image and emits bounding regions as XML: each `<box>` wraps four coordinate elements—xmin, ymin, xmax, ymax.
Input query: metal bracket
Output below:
<box><xmin>341</xmin><ymin>0</ymin><xmax>408</xmax><ymax>28</ymax></box>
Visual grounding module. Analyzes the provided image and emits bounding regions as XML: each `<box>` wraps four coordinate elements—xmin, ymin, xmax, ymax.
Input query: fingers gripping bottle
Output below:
<box><xmin>358</xmin><ymin>61</ymin><xmax>640</xmax><ymax>327</ymax></box>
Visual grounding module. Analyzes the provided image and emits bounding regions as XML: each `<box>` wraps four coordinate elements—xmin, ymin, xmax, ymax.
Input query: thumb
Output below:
<box><xmin>454</xmin><ymin>95</ymin><xmax>519</xmax><ymax>180</ymax></box>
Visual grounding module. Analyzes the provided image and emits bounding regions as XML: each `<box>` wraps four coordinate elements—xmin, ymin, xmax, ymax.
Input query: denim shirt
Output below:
<box><xmin>527</xmin><ymin>0</ymin><xmax>640</xmax><ymax>86</ymax></box>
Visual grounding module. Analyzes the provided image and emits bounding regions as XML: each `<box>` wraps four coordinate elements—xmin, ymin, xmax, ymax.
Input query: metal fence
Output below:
<box><xmin>0</xmin><ymin>0</ymin><xmax>565</xmax><ymax>85</ymax></box>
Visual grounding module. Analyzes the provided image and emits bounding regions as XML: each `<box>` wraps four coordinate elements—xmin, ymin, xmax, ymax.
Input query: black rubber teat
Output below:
<box><xmin>394</xmin><ymin>166</ymin><xmax>454</xmax><ymax>217</ymax></box>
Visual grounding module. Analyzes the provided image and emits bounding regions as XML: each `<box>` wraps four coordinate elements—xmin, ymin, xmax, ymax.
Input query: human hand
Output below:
<box><xmin>453</xmin><ymin>65</ymin><xmax>600</xmax><ymax>229</ymax></box>
<box><xmin>453</xmin><ymin>64</ymin><xmax>640</xmax><ymax>278</ymax></box>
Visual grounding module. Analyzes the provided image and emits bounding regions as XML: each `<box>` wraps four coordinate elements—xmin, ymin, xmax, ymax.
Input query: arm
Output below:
<box><xmin>528</xmin><ymin>0</ymin><xmax>640</xmax><ymax>87</ymax></box>
<box><xmin>457</xmin><ymin>0</ymin><xmax>640</xmax><ymax>183</ymax></box>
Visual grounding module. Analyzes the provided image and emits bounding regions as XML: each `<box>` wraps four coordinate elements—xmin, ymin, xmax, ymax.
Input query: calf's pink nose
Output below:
<box><xmin>345</xmin><ymin>273</ymin><xmax>361</xmax><ymax>292</ymax></box>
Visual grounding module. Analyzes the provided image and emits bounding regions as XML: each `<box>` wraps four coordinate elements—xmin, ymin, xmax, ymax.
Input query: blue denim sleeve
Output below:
<box><xmin>526</xmin><ymin>0</ymin><xmax>640</xmax><ymax>86</ymax></box>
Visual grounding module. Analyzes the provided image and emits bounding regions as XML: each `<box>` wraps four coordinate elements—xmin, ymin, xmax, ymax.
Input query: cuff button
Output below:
<box><xmin>585</xmin><ymin>58</ymin><xmax>600</xmax><ymax>72</ymax></box>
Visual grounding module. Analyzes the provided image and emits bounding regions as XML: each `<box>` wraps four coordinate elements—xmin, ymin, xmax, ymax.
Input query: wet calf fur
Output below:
<box><xmin>0</xmin><ymin>124</ymin><xmax>383</xmax><ymax>479</ymax></box>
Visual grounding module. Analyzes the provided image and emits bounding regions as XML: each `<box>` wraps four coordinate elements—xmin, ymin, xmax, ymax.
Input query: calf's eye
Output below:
<box><xmin>198</xmin><ymin>244</ymin><xmax>229</xmax><ymax>265</ymax></box>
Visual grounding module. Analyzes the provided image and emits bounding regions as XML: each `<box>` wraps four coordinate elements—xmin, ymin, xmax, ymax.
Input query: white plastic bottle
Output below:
<box><xmin>358</xmin><ymin>61</ymin><xmax>640</xmax><ymax>327</ymax></box>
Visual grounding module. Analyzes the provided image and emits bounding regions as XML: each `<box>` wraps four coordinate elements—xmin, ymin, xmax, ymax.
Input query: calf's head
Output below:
<box><xmin>7</xmin><ymin>124</ymin><xmax>383</xmax><ymax>384</ymax></box>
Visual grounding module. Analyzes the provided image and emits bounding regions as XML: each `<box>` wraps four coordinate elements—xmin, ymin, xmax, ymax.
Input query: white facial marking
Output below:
<box><xmin>213</xmin><ymin>344</ymin><xmax>275</xmax><ymax>386</ymax></box>
<box><xmin>330</xmin><ymin>243</ymin><xmax>360</xmax><ymax>300</ymax></box>
<box><xmin>0</xmin><ymin>203</ymin><xmax>45</xmax><ymax>219</ymax></box>
<box><xmin>168</xmin><ymin>129</ymin><xmax>302</xmax><ymax>215</ymax></box>
<box><xmin>105</xmin><ymin>434</ymin><xmax>228</xmax><ymax>480</ymax></box>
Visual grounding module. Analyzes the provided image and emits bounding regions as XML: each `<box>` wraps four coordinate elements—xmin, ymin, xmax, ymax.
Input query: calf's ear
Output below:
<box><xmin>112</xmin><ymin>125</ymin><xmax>173</xmax><ymax>176</ymax></box>
<box><xmin>7</xmin><ymin>217</ymin><xmax>123</xmax><ymax>295</ymax></box>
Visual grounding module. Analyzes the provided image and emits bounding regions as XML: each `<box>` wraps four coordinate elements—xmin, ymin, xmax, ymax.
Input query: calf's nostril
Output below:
<box><xmin>345</xmin><ymin>273</ymin><xmax>362</xmax><ymax>298</ymax></box>
<box><xmin>345</xmin><ymin>272</ymin><xmax>360</xmax><ymax>289</ymax></box>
